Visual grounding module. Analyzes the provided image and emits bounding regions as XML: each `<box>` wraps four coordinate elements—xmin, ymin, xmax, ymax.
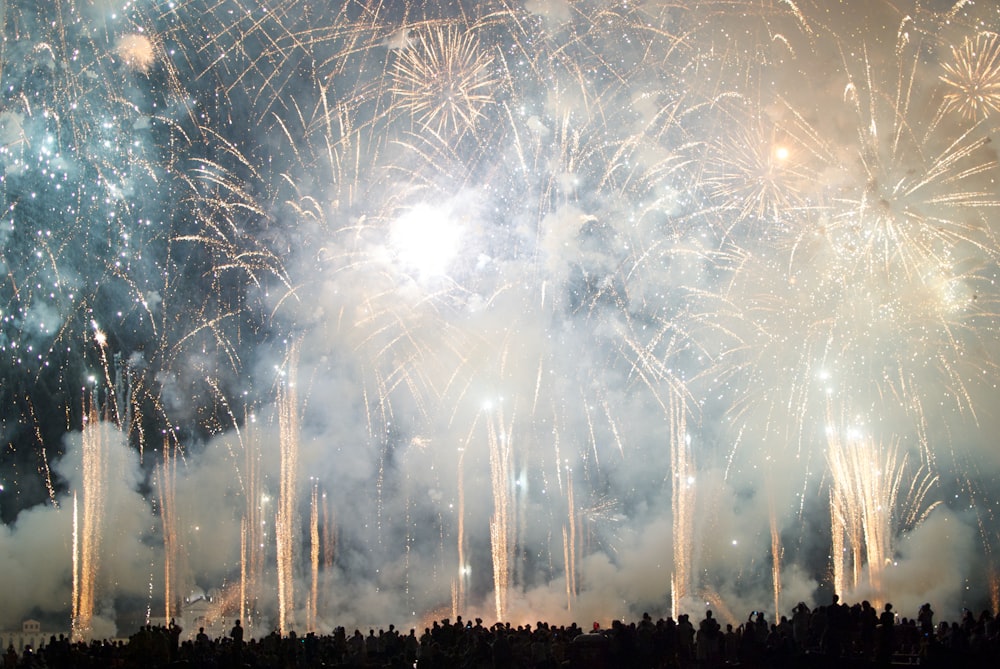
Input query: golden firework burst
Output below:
<box><xmin>703</xmin><ymin>101</ymin><xmax>816</xmax><ymax>234</ymax></box>
<box><xmin>390</xmin><ymin>26</ymin><xmax>498</xmax><ymax>138</ymax></box>
<box><xmin>116</xmin><ymin>33</ymin><xmax>157</xmax><ymax>73</ymax></box>
<box><xmin>940</xmin><ymin>31</ymin><xmax>1000</xmax><ymax>121</ymax></box>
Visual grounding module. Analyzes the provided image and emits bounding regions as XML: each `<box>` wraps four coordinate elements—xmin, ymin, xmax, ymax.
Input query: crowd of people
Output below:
<box><xmin>4</xmin><ymin>596</ymin><xmax>1000</xmax><ymax>668</ymax></box>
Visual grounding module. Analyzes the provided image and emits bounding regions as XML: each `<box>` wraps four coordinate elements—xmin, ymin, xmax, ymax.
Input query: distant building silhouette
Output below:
<box><xmin>0</xmin><ymin>619</ymin><xmax>68</xmax><ymax>653</ymax></box>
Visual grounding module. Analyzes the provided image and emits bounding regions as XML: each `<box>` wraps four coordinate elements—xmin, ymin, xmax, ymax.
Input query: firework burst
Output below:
<box><xmin>390</xmin><ymin>25</ymin><xmax>499</xmax><ymax>140</ymax></box>
<box><xmin>940</xmin><ymin>31</ymin><xmax>1000</xmax><ymax>121</ymax></box>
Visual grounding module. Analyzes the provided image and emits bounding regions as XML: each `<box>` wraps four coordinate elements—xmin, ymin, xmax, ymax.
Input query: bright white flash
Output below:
<box><xmin>389</xmin><ymin>202</ymin><xmax>463</xmax><ymax>279</ymax></box>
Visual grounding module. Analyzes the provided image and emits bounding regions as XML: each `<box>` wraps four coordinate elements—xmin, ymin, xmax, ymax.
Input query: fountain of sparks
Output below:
<box><xmin>563</xmin><ymin>466</ymin><xmax>578</xmax><ymax>613</ymax></box>
<box><xmin>240</xmin><ymin>422</ymin><xmax>265</xmax><ymax>635</ymax></box>
<box><xmin>454</xmin><ymin>444</ymin><xmax>469</xmax><ymax>619</ymax></box>
<box><xmin>72</xmin><ymin>402</ymin><xmax>105</xmax><ymax>642</ymax></box>
<box><xmin>826</xmin><ymin>426</ymin><xmax>940</xmax><ymax>602</ymax></box>
<box><xmin>276</xmin><ymin>344</ymin><xmax>301</xmax><ymax>636</ymax></box>
<box><xmin>670</xmin><ymin>393</ymin><xmax>694</xmax><ymax>619</ymax></box>
<box><xmin>485</xmin><ymin>401</ymin><xmax>515</xmax><ymax>623</ymax></box>
<box><xmin>768</xmin><ymin>489</ymin><xmax>784</xmax><ymax>621</ymax></box>
<box><xmin>156</xmin><ymin>439</ymin><xmax>181</xmax><ymax>624</ymax></box>
<box><xmin>308</xmin><ymin>482</ymin><xmax>320</xmax><ymax>632</ymax></box>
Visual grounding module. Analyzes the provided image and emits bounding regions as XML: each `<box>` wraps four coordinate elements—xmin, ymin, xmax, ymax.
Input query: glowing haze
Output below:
<box><xmin>1</xmin><ymin>0</ymin><xmax>999</xmax><ymax>637</ymax></box>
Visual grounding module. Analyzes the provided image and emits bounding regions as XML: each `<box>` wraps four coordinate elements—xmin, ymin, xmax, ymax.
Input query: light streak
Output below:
<box><xmin>276</xmin><ymin>343</ymin><xmax>300</xmax><ymax>636</ymax></box>
<box><xmin>486</xmin><ymin>401</ymin><xmax>514</xmax><ymax>622</ymax></box>
<box><xmin>72</xmin><ymin>400</ymin><xmax>104</xmax><ymax>642</ymax></box>
<box><xmin>157</xmin><ymin>438</ymin><xmax>180</xmax><ymax>625</ymax></box>
<box><xmin>455</xmin><ymin>443</ymin><xmax>468</xmax><ymax>618</ymax></box>
<box><xmin>71</xmin><ymin>493</ymin><xmax>79</xmax><ymax>640</ymax></box>
<box><xmin>309</xmin><ymin>483</ymin><xmax>320</xmax><ymax>632</ymax></box>
<box><xmin>241</xmin><ymin>415</ymin><xmax>264</xmax><ymax>634</ymax></box>
<box><xmin>769</xmin><ymin>489</ymin><xmax>783</xmax><ymax>621</ymax></box>
<box><xmin>670</xmin><ymin>392</ymin><xmax>693</xmax><ymax>619</ymax></box>
<box><xmin>565</xmin><ymin>466</ymin><xmax>577</xmax><ymax>612</ymax></box>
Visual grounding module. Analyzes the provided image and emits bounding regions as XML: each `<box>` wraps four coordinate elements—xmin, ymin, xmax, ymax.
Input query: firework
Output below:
<box><xmin>240</xmin><ymin>416</ymin><xmax>265</xmax><ymax>633</ymax></box>
<box><xmin>276</xmin><ymin>343</ymin><xmax>301</xmax><ymax>635</ymax></box>
<box><xmin>485</xmin><ymin>401</ymin><xmax>514</xmax><ymax>622</ymax></box>
<box><xmin>156</xmin><ymin>439</ymin><xmax>181</xmax><ymax>624</ymax></box>
<box><xmin>827</xmin><ymin>425</ymin><xmax>938</xmax><ymax>602</ymax></box>
<box><xmin>390</xmin><ymin>25</ymin><xmax>499</xmax><ymax>139</ymax></box>
<box><xmin>116</xmin><ymin>33</ymin><xmax>157</xmax><ymax>74</ymax></box>
<box><xmin>768</xmin><ymin>487</ymin><xmax>784</xmax><ymax>620</ymax></box>
<box><xmin>565</xmin><ymin>466</ymin><xmax>577</xmax><ymax>612</ymax></box>
<box><xmin>940</xmin><ymin>31</ymin><xmax>1000</xmax><ymax>121</ymax></box>
<box><xmin>669</xmin><ymin>393</ymin><xmax>693</xmax><ymax>619</ymax></box>
<box><xmin>702</xmin><ymin>97</ymin><xmax>819</xmax><ymax>234</ymax></box>
<box><xmin>711</xmin><ymin>18</ymin><xmax>1000</xmax><ymax>463</ymax></box>
<box><xmin>72</xmin><ymin>402</ymin><xmax>105</xmax><ymax>642</ymax></box>
<box><xmin>308</xmin><ymin>483</ymin><xmax>320</xmax><ymax>632</ymax></box>
<box><xmin>454</xmin><ymin>444</ymin><xmax>469</xmax><ymax>618</ymax></box>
